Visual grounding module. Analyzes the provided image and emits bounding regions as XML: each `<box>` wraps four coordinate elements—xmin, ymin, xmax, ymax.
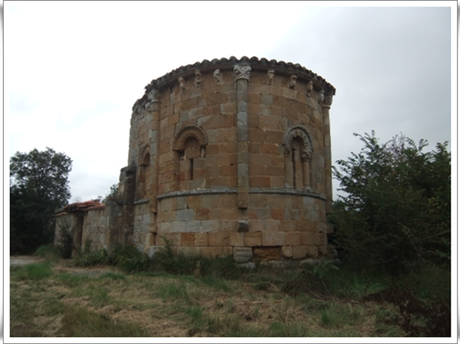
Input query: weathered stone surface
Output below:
<box><xmin>292</xmin><ymin>246</ymin><xmax>308</xmax><ymax>259</ymax></box>
<box><xmin>281</xmin><ymin>246</ymin><xmax>293</xmax><ymax>258</ymax></box>
<box><xmin>244</xmin><ymin>232</ymin><xmax>262</xmax><ymax>247</ymax></box>
<box><xmin>306</xmin><ymin>245</ymin><xmax>319</xmax><ymax>258</ymax></box>
<box><xmin>237</xmin><ymin>221</ymin><xmax>249</xmax><ymax>232</ymax></box>
<box><xmin>253</xmin><ymin>247</ymin><xmax>281</xmax><ymax>261</ymax></box>
<box><xmin>285</xmin><ymin>232</ymin><xmax>301</xmax><ymax>246</ymax></box>
<box><xmin>229</xmin><ymin>232</ymin><xmax>244</xmax><ymax>246</ymax></box>
<box><xmin>208</xmin><ymin>232</ymin><xmax>230</xmax><ymax>246</ymax></box>
<box><xmin>195</xmin><ymin>232</ymin><xmax>208</xmax><ymax>246</ymax></box>
<box><xmin>233</xmin><ymin>247</ymin><xmax>253</xmax><ymax>263</ymax></box>
<box><xmin>181</xmin><ymin>232</ymin><xmax>195</xmax><ymax>246</ymax></box>
<box><xmin>262</xmin><ymin>232</ymin><xmax>285</xmax><ymax>246</ymax></box>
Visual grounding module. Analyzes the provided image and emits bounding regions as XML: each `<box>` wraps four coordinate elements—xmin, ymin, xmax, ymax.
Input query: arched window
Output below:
<box><xmin>282</xmin><ymin>126</ymin><xmax>313</xmax><ymax>191</ymax></box>
<box><xmin>173</xmin><ymin>125</ymin><xmax>207</xmax><ymax>190</ymax></box>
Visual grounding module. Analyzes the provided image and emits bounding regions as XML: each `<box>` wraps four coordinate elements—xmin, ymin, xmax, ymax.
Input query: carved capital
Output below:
<box><xmin>233</xmin><ymin>64</ymin><xmax>251</xmax><ymax>82</ymax></box>
<box><xmin>300</xmin><ymin>151</ymin><xmax>311</xmax><ymax>162</ymax></box>
<box><xmin>284</xmin><ymin>148</ymin><xmax>291</xmax><ymax>157</ymax></box>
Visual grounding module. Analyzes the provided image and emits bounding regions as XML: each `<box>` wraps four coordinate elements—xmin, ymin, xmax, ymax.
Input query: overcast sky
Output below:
<box><xmin>5</xmin><ymin>1</ymin><xmax>456</xmax><ymax>203</ymax></box>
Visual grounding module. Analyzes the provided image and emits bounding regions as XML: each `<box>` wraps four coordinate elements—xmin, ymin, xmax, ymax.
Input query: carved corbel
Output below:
<box><xmin>306</xmin><ymin>80</ymin><xmax>313</xmax><ymax>98</ymax></box>
<box><xmin>194</xmin><ymin>69</ymin><xmax>202</xmax><ymax>88</ymax></box>
<box><xmin>144</xmin><ymin>89</ymin><xmax>160</xmax><ymax>112</ymax></box>
<box><xmin>213</xmin><ymin>69</ymin><xmax>222</xmax><ymax>84</ymax></box>
<box><xmin>288</xmin><ymin>75</ymin><xmax>297</xmax><ymax>88</ymax></box>
<box><xmin>132</xmin><ymin>99</ymin><xmax>142</xmax><ymax>116</ymax></box>
<box><xmin>178</xmin><ymin>77</ymin><xmax>186</xmax><ymax>92</ymax></box>
<box><xmin>319</xmin><ymin>90</ymin><xmax>325</xmax><ymax>103</ymax></box>
<box><xmin>322</xmin><ymin>94</ymin><xmax>333</xmax><ymax>109</ymax></box>
<box><xmin>267</xmin><ymin>69</ymin><xmax>275</xmax><ymax>85</ymax></box>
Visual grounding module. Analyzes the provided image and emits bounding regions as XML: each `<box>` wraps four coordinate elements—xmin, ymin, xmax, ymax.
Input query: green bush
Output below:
<box><xmin>74</xmin><ymin>248</ymin><xmax>109</xmax><ymax>267</ymax></box>
<box><xmin>34</xmin><ymin>244</ymin><xmax>60</xmax><ymax>261</ymax></box>
<box><xmin>109</xmin><ymin>245</ymin><xmax>152</xmax><ymax>273</ymax></box>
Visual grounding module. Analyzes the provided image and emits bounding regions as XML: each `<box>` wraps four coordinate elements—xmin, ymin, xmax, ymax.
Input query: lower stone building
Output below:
<box><xmin>55</xmin><ymin>56</ymin><xmax>336</xmax><ymax>265</ymax></box>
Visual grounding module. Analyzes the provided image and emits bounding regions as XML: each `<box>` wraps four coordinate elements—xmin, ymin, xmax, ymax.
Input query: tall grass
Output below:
<box><xmin>61</xmin><ymin>304</ymin><xmax>148</xmax><ymax>336</ymax></box>
<box><xmin>11</xmin><ymin>262</ymin><xmax>53</xmax><ymax>281</ymax></box>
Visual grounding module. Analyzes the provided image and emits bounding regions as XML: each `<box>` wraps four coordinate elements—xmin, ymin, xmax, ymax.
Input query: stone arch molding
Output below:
<box><xmin>173</xmin><ymin>125</ymin><xmax>208</xmax><ymax>152</ymax></box>
<box><xmin>282</xmin><ymin>126</ymin><xmax>313</xmax><ymax>161</ymax></box>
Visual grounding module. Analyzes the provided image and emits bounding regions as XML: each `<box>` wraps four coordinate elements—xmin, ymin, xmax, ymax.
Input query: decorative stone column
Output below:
<box><xmin>293</xmin><ymin>149</ymin><xmax>303</xmax><ymax>190</ymax></box>
<box><xmin>301</xmin><ymin>151</ymin><xmax>311</xmax><ymax>190</ymax></box>
<box><xmin>145</xmin><ymin>89</ymin><xmax>161</xmax><ymax>214</ymax></box>
<box><xmin>284</xmin><ymin>149</ymin><xmax>293</xmax><ymax>188</ymax></box>
<box><xmin>322</xmin><ymin>93</ymin><xmax>333</xmax><ymax>214</ymax></box>
<box><xmin>234</xmin><ymin>63</ymin><xmax>251</xmax><ymax>209</ymax></box>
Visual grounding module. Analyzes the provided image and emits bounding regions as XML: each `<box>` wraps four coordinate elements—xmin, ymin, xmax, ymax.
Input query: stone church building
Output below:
<box><xmin>56</xmin><ymin>56</ymin><xmax>336</xmax><ymax>264</ymax></box>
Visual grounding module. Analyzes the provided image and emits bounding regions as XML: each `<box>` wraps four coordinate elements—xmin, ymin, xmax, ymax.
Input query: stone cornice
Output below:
<box><xmin>143</xmin><ymin>56</ymin><xmax>335</xmax><ymax>98</ymax></box>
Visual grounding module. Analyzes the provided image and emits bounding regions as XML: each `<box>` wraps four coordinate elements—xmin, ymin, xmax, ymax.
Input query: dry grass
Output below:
<box><xmin>9</xmin><ymin>258</ymin><xmax>406</xmax><ymax>338</ymax></box>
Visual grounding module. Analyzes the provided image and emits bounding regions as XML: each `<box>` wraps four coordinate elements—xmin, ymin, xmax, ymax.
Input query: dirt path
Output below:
<box><xmin>10</xmin><ymin>256</ymin><xmax>45</xmax><ymax>266</ymax></box>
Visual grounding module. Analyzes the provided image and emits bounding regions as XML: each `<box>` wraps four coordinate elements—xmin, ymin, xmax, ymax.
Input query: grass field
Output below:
<box><xmin>8</xmin><ymin>249</ymin><xmax>450</xmax><ymax>338</ymax></box>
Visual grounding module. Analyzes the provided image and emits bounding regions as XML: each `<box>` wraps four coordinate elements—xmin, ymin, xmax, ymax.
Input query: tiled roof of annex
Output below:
<box><xmin>56</xmin><ymin>200</ymin><xmax>105</xmax><ymax>217</ymax></box>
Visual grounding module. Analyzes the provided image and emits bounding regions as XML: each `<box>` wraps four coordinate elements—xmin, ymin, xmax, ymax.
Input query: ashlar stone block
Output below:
<box><xmin>195</xmin><ymin>232</ymin><xmax>208</xmax><ymax>246</ymax></box>
<box><xmin>293</xmin><ymin>246</ymin><xmax>308</xmax><ymax>259</ymax></box>
<box><xmin>208</xmin><ymin>232</ymin><xmax>230</xmax><ymax>246</ymax></box>
<box><xmin>244</xmin><ymin>232</ymin><xmax>262</xmax><ymax>246</ymax></box>
<box><xmin>262</xmin><ymin>232</ymin><xmax>285</xmax><ymax>246</ymax></box>
<box><xmin>281</xmin><ymin>246</ymin><xmax>293</xmax><ymax>258</ymax></box>
<box><xmin>285</xmin><ymin>232</ymin><xmax>301</xmax><ymax>246</ymax></box>
<box><xmin>253</xmin><ymin>247</ymin><xmax>281</xmax><ymax>261</ymax></box>
<box><xmin>233</xmin><ymin>247</ymin><xmax>253</xmax><ymax>263</ymax></box>
<box><xmin>229</xmin><ymin>232</ymin><xmax>244</xmax><ymax>246</ymax></box>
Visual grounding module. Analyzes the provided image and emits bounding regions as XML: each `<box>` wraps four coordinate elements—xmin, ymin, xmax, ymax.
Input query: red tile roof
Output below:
<box><xmin>62</xmin><ymin>200</ymin><xmax>106</xmax><ymax>213</ymax></box>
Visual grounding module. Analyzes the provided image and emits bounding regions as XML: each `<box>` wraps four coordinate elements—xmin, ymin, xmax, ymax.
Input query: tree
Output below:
<box><xmin>10</xmin><ymin>147</ymin><xmax>72</xmax><ymax>254</ymax></box>
<box><xmin>102</xmin><ymin>184</ymin><xmax>119</xmax><ymax>204</ymax></box>
<box><xmin>330</xmin><ymin>132</ymin><xmax>450</xmax><ymax>275</ymax></box>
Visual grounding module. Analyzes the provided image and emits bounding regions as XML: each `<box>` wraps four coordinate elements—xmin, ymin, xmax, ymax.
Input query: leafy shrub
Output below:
<box><xmin>74</xmin><ymin>248</ymin><xmax>109</xmax><ymax>267</ymax></box>
<box><xmin>34</xmin><ymin>244</ymin><xmax>60</xmax><ymax>261</ymax></box>
<box><xmin>109</xmin><ymin>245</ymin><xmax>152</xmax><ymax>273</ymax></box>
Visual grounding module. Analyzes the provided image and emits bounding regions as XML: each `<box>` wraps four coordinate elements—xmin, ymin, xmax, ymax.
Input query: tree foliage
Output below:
<box><xmin>331</xmin><ymin>132</ymin><xmax>450</xmax><ymax>275</ymax></box>
<box><xmin>10</xmin><ymin>147</ymin><xmax>72</xmax><ymax>254</ymax></box>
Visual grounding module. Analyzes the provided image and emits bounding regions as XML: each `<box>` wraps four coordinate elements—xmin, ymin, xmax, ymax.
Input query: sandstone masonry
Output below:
<box><xmin>55</xmin><ymin>56</ymin><xmax>336</xmax><ymax>264</ymax></box>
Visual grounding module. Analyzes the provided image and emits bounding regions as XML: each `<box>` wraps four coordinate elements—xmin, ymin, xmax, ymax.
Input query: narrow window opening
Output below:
<box><xmin>291</xmin><ymin>148</ymin><xmax>296</xmax><ymax>190</ymax></box>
